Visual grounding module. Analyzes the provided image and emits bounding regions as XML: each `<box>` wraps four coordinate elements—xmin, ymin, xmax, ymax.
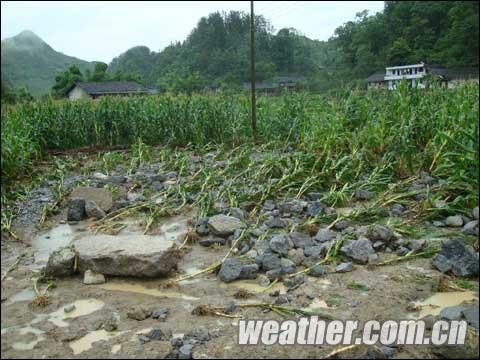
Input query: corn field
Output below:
<box><xmin>1</xmin><ymin>82</ymin><xmax>479</xmax><ymax>208</ymax></box>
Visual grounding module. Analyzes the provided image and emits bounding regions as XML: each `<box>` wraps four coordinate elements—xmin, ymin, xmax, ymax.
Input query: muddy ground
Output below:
<box><xmin>1</xmin><ymin>150</ymin><xmax>479</xmax><ymax>359</ymax></box>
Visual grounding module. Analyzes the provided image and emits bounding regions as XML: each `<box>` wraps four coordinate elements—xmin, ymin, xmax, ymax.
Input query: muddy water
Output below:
<box><xmin>3</xmin><ymin>326</ymin><xmax>46</xmax><ymax>351</ymax></box>
<box><xmin>4</xmin><ymin>288</ymin><xmax>36</xmax><ymax>305</ymax></box>
<box><xmin>95</xmin><ymin>281</ymin><xmax>200</xmax><ymax>301</ymax></box>
<box><xmin>219</xmin><ymin>279</ymin><xmax>288</xmax><ymax>294</ymax></box>
<box><xmin>31</xmin><ymin>299</ymin><xmax>105</xmax><ymax>327</ymax></box>
<box><xmin>411</xmin><ymin>291</ymin><xmax>478</xmax><ymax>318</ymax></box>
<box><xmin>32</xmin><ymin>224</ymin><xmax>77</xmax><ymax>269</ymax></box>
<box><xmin>69</xmin><ymin>329</ymin><xmax>128</xmax><ymax>355</ymax></box>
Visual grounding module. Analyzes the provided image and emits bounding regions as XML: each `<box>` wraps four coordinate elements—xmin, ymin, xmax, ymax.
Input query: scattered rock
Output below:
<box><xmin>178</xmin><ymin>344</ymin><xmax>193</xmax><ymax>359</ymax></box>
<box><xmin>64</xmin><ymin>304</ymin><xmax>76</xmax><ymax>313</ymax></box>
<box><xmin>473</xmin><ymin>207</ymin><xmax>479</xmax><ymax>220</ymax></box>
<box><xmin>340</xmin><ymin>238</ymin><xmax>375</xmax><ymax>264</ymax></box>
<box><xmin>289</xmin><ymin>232</ymin><xmax>314</xmax><ymax>249</ymax></box>
<box><xmin>336</xmin><ymin>262</ymin><xmax>353</xmax><ymax>273</ymax></box>
<box><xmin>74</xmin><ymin>235</ymin><xmax>181</xmax><ymax>277</ymax></box>
<box><xmin>391</xmin><ymin>203</ymin><xmax>406</xmax><ymax>216</ymax></box>
<box><xmin>195</xmin><ymin>218</ymin><xmax>210</xmax><ymax>236</ymax></box>
<box><xmin>70</xmin><ymin>186</ymin><xmax>113</xmax><ymax>211</ymax></box>
<box><xmin>314</xmin><ymin>228</ymin><xmax>337</xmax><ymax>243</ymax></box>
<box><xmin>462</xmin><ymin>304</ymin><xmax>479</xmax><ymax>330</ymax></box>
<box><xmin>367</xmin><ymin>224</ymin><xmax>394</xmax><ymax>243</ymax></box>
<box><xmin>83</xmin><ymin>269</ymin><xmax>106</xmax><ymax>285</ymax></box>
<box><xmin>280</xmin><ymin>258</ymin><xmax>296</xmax><ymax>274</ymax></box>
<box><xmin>432</xmin><ymin>238</ymin><xmax>479</xmax><ymax>277</ymax></box>
<box><xmin>218</xmin><ymin>258</ymin><xmax>259</xmax><ymax>282</ymax></box>
<box><xmin>432</xmin><ymin>220</ymin><xmax>446</xmax><ymax>227</ymax></box>
<box><xmin>287</xmin><ymin>248</ymin><xmax>304</xmax><ymax>266</ymax></box>
<box><xmin>439</xmin><ymin>306</ymin><xmax>464</xmax><ymax>321</ymax></box>
<box><xmin>127</xmin><ymin>306</ymin><xmax>152</xmax><ymax>321</ymax></box>
<box><xmin>408</xmin><ymin>239</ymin><xmax>425</xmax><ymax>252</ymax></box>
<box><xmin>85</xmin><ymin>200</ymin><xmax>106</xmax><ymax>220</ymax></box>
<box><xmin>463</xmin><ymin>220</ymin><xmax>479</xmax><ymax>236</ymax></box>
<box><xmin>264</xmin><ymin>218</ymin><xmax>288</xmax><ymax>229</ymax></box>
<box><xmin>257</xmin><ymin>274</ymin><xmax>270</xmax><ymax>287</ymax></box>
<box><xmin>229</xmin><ymin>208</ymin><xmax>245</xmax><ymax>221</ymax></box>
<box><xmin>445</xmin><ymin>215</ymin><xmax>464</xmax><ymax>227</ymax></box>
<box><xmin>127</xmin><ymin>192</ymin><xmax>145</xmax><ymax>202</ymax></box>
<box><xmin>189</xmin><ymin>326</ymin><xmax>210</xmax><ymax>343</ymax></box>
<box><xmin>199</xmin><ymin>237</ymin><xmax>226</xmax><ymax>247</ymax></box>
<box><xmin>269</xmin><ymin>234</ymin><xmax>293</xmax><ymax>256</ymax></box>
<box><xmin>309</xmin><ymin>265</ymin><xmax>327</xmax><ymax>277</ymax></box>
<box><xmin>45</xmin><ymin>245</ymin><xmax>76</xmax><ymax>277</ymax></box>
<box><xmin>306</xmin><ymin>202</ymin><xmax>324</xmax><ymax>216</ymax></box>
<box><xmin>303</xmin><ymin>245</ymin><xmax>323</xmax><ymax>258</ymax></box>
<box><xmin>152</xmin><ymin>308</ymin><xmax>169</xmax><ymax>321</ymax></box>
<box><xmin>333</xmin><ymin>219</ymin><xmax>350</xmax><ymax>231</ymax></box>
<box><xmin>67</xmin><ymin>198</ymin><xmax>86</xmax><ymax>221</ymax></box>
<box><xmin>396</xmin><ymin>247</ymin><xmax>410</xmax><ymax>256</ymax></box>
<box><xmin>265</xmin><ymin>269</ymin><xmax>283</xmax><ymax>280</ymax></box>
<box><xmin>208</xmin><ymin>215</ymin><xmax>246</xmax><ymax>237</ymax></box>
<box><xmin>261</xmin><ymin>252</ymin><xmax>282</xmax><ymax>272</ymax></box>
<box><xmin>273</xmin><ymin>295</ymin><xmax>289</xmax><ymax>305</ymax></box>
<box><xmin>354</xmin><ymin>189</ymin><xmax>373</xmax><ymax>201</ymax></box>
<box><xmin>263</xmin><ymin>200</ymin><xmax>276</xmax><ymax>211</ymax></box>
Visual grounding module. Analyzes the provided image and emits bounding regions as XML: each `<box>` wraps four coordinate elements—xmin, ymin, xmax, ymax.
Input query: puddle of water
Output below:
<box><xmin>31</xmin><ymin>299</ymin><xmax>105</xmax><ymax>327</ymax></box>
<box><xmin>111</xmin><ymin>344</ymin><xmax>122</xmax><ymax>354</ymax></box>
<box><xmin>219</xmin><ymin>279</ymin><xmax>287</xmax><ymax>294</ymax></box>
<box><xmin>32</xmin><ymin>224</ymin><xmax>76</xmax><ymax>268</ymax></box>
<box><xmin>69</xmin><ymin>329</ymin><xmax>127</xmax><ymax>355</ymax></box>
<box><xmin>95</xmin><ymin>281</ymin><xmax>200</xmax><ymax>301</ymax></box>
<box><xmin>5</xmin><ymin>326</ymin><xmax>46</xmax><ymax>351</ymax></box>
<box><xmin>410</xmin><ymin>291</ymin><xmax>478</xmax><ymax>318</ymax></box>
<box><xmin>5</xmin><ymin>288</ymin><xmax>36</xmax><ymax>305</ymax></box>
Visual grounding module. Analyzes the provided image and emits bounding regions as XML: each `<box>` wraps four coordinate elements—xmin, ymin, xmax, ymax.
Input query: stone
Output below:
<box><xmin>102</xmin><ymin>313</ymin><xmax>120</xmax><ymax>332</ymax></box>
<box><xmin>283</xmin><ymin>274</ymin><xmax>304</xmax><ymax>289</ymax></box>
<box><xmin>372</xmin><ymin>241</ymin><xmax>385</xmax><ymax>251</ymax></box>
<box><xmin>396</xmin><ymin>247</ymin><xmax>410</xmax><ymax>256</ymax></box>
<box><xmin>74</xmin><ymin>234</ymin><xmax>181</xmax><ymax>277</ymax></box>
<box><xmin>127</xmin><ymin>192</ymin><xmax>145</xmax><ymax>202</ymax></box>
<box><xmin>195</xmin><ymin>217</ymin><xmax>210</xmax><ymax>236</ymax></box>
<box><xmin>70</xmin><ymin>187</ymin><xmax>113</xmax><ymax>211</ymax></box>
<box><xmin>303</xmin><ymin>245</ymin><xmax>323</xmax><ymax>258</ymax></box>
<box><xmin>178</xmin><ymin>344</ymin><xmax>193</xmax><ymax>359</ymax></box>
<box><xmin>103</xmin><ymin>175</ymin><xmax>126</xmax><ymax>184</ymax></box>
<box><xmin>314</xmin><ymin>228</ymin><xmax>337</xmax><ymax>243</ymax></box>
<box><xmin>84</xmin><ymin>200</ymin><xmax>106</xmax><ymax>220</ymax></box>
<box><xmin>146</xmin><ymin>328</ymin><xmax>166</xmax><ymax>341</ymax></box>
<box><xmin>218</xmin><ymin>258</ymin><xmax>258</xmax><ymax>282</ymax></box>
<box><xmin>367</xmin><ymin>224</ymin><xmax>394</xmax><ymax>243</ymax></box>
<box><xmin>257</xmin><ymin>274</ymin><xmax>270</xmax><ymax>287</ymax></box>
<box><xmin>463</xmin><ymin>220</ymin><xmax>479</xmax><ymax>236</ymax></box>
<box><xmin>391</xmin><ymin>203</ymin><xmax>406</xmax><ymax>215</ymax></box>
<box><xmin>261</xmin><ymin>252</ymin><xmax>282</xmax><ymax>271</ymax></box>
<box><xmin>289</xmin><ymin>232</ymin><xmax>313</xmax><ymax>249</ymax></box>
<box><xmin>245</xmin><ymin>249</ymin><xmax>258</xmax><ymax>260</ymax></box>
<box><xmin>336</xmin><ymin>262</ymin><xmax>353</xmax><ymax>273</ymax></box>
<box><xmin>340</xmin><ymin>238</ymin><xmax>375</xmax><ymax>264</ymax></box>
<box><xmin>408</xmin><ymin>239</ymin><xmax>425</xmax><ymax>252</ymax></box>
<box><xmin>199</xmin><ymin>237</ymin><xmax>226</xmax><ymax>247</ymax></box>
<box><xmin>207</xmin><ymin>215</ymin><xmax>246</xmax><ymax>237</ymax></box>
<box><xmin>274</xmin><ymin>295</ymin><xmax>289</xmax><ymax>305</ymax></box>
<box><xmin>368</xmin><ymin>253</ymin><xmax>379</xmax><ymax>265</ymax></box>
<box><xmin>473</xmin><ymin>206</ymin><xmax>479</xmax><ymax>220</ymax></box>
<box><xmin>152</xmin><ymin>308</ymin><xmax>169</xmax><ymax>320</ymax></box>
<box><xmin>306</xmin><ymin>202</ymin><xmax>324</xmax><ymax>216</ymax></box>
<box><xmin>287</xmin><ymin>248</ymin><xmax>305</xmax><ymax>266</ymax></box>
<box><xmin>445</xmin><ymin>215</ymin><xmax>464</xmax><ymax>227</ymax></box>
<box><xmin>189</xmin><ymin>326</ymin><xmax>210</xmax><ymax>342</ymax></box>
<box><xmin>439</xmin><ymin>306</ymin><xmax>464</xmax><ymax>321</ymax></box>
<box><xmin>264</xmin><ymin>218</ymin><xmax>288</xmax><ymax>229</ymax></box>
<box><xmin>64</xmin><ymin>305</ymin><xmax>76</xmax><ymax>313</ymax></box>
<box><xmin>333</xmin><ymin>219</ymin><xmax>350</xmax><ymax>231</ymax></box>
<box><xmin>309</xmin><ymin>265</ymin><xmax>326</xmax><ymax>277</ymax></box>
<box><xmin>280</xmin><ymin>258</ymin><xmax>296</xmax><ymax>274</ymax></box>
<box><xmin>354</xmin><ymin>189</ymin><xmax>373</xmax><ymax>201</ymax></box>
<box><xmin>419</xmin><ymin>172</ymin><xmax>436</xmax><ymax>185</ymax></box>
<box><xmin>269</xmin><ymin>234</ymin><xmax>293</xmax><ymax>256</ymax></box>
<box><xmin>462</xmin><ymin>304</ymin><xmax>479</xmax><ymax>330</ymax></box>
<box><xmin>265</xmin><ymin>269</ymin><xmax>283</xmax><ymax>280</ymax></box>
<box><xmin>127</xmin><ymin>306</ymin><xmax>152</xmax><ymax>321</ymax></box>
<box><xmin>45</xmin><ymin>245</ymin><xmax>76</xmax><ymax>277</ymax></box>
<box><xmin>433</xmin><ymin>220</ymin><xmax>446</xmax><ymax>227</ymax></box>
<box><xmin>83</xmin><ymin>269</ymin><xmax>106</xmax><ymax>285</ymax></box>
<box><xmin>263</xmin><ymin>200</ymin><xmax>276</xmax><ymax>211</ymax></box>
<box><xmin>224</xmin><ymin>301</ymin><xmax>237</xmax><ymax>314</ymax></box>
<box><xmin>229</xmin><ymin>208</ymin><xmax>245</xmax><ymax>221</ymax></box>
<box><xmin>432</xmin><ymin>238</ymin><xmax>479</xmax><ymax>277</ymax></box>
<box><xmin>307</xmin><ymin>192</ymin><xmax>322</xmax><ymax>201</ymax></box>
<box><xmin>67</xmin><ymin>198</ymin><xmax>86</xmax><ymax>221</ymax></box>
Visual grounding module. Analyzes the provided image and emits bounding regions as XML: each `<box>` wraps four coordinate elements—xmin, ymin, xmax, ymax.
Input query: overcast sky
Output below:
<box><xmin>1</xmin><ymin>1</ymin><xmax>384</xmax><ymax>63</ymax></box>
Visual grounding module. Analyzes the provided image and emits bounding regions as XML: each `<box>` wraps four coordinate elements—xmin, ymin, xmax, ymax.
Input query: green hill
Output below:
<box><xmin>1</xmin><ymin>30</ymin><xmax>94</xmax><ymax>96</ymax></box>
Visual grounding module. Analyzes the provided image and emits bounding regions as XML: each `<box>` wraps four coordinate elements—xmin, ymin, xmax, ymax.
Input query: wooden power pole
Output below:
<box><xmin>250</xmin><ymin>0</ymin><xmax>257</xmax><ymax>143</ymax></box>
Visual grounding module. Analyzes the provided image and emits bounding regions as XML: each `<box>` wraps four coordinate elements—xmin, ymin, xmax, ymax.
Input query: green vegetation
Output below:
<box><xmin>2</xmin><ymin>83</ymin><xmax>478</xmax><ymax>218</ymax></box>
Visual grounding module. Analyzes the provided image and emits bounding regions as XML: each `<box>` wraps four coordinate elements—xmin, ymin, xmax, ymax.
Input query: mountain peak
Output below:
<box><xmin>15</xmin><ymin>30</ymin><xmax>45</xmax><ymax>42</ymax></box>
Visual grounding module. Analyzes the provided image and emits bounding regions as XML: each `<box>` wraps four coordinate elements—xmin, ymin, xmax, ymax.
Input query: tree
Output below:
<box><xmin>51</xmin><ymin>65</ymin><xmax>84</xmax><ymax>98</ymax></box>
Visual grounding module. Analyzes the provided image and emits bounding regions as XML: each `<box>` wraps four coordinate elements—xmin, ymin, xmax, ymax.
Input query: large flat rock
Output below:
<box><xmin>70</xmin><ymin>187</ymin><xmax>113</xmax><ymax>211</ymax></box>
<box><xmin>74</xmin><ymin>234</ymin><xmax>181</xmax><ymax>277</ymax></box>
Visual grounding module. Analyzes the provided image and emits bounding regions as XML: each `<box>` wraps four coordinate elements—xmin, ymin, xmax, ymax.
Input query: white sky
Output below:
<box><xmin>1</xmin><ymin>1</ymin><xmax>385</xmax><ymax>63</ymax></box>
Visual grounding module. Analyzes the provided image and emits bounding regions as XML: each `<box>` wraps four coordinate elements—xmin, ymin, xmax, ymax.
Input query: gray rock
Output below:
<box><xmin>309</xmin><ymin>265</ymin><xmax>327</xmax><ymax>277</ymax></box>
<box><xmin>208</xmin><ymin>215</ymin><xmax>246</xmax><ymax>237</ymax></box>
<box><xmin>408</xmin><ymin>239</ymin><xmax>426</xmax><ymax>252</ymax></box>
<box><xmin>391</xmin><ymin>203</ymin><xmax>406</xmax><ymax>216</ymax></box>
<box><xmin>189</xmin><ymin>326</ymin><xmax>210</xmax><ymax>342</ymax></box>
<box><xmin>396</xmin><ymin>247</ymin><xmax>410</xmax><ymax>256</ymax></box>
<box><xmin>367</xmin><ymin>224</ymin><xmax>394</xmax><ymax>243</ymax></box>
<box><xmin>340</xmin><ymin>238</ymin><xmax>375</xmax><ymax>264</ymax></box>
<box><xmin>462</xmin><ymin>304</ymin><xmax>479</xmax><ymax>330</ymax></box>
<box><xmin>314</xmin><ymin>228</ymin><xmax>337</xmax><ymax>243</ymax></box>
<box><xmin>85</xmin><ymin>200</ymin><xmax>106</xmax><ymax>220</ymax></box>
<box><xmin>178</xmin><ymin>344</ymin><xmax>193</xmax><ymax>359</ymax></box>
<box><xmin>283</xmin><ymin>274</ymin><xmax>304</xmax><ymax>289</ymax></box>
<box><xmin>307</xmin><ymin>192</ymin><xmax>322</xmax><ymax>201</ymax></box>
<box><xmin>146</xmin><ymin>328</ymin><xmax>166</xmax><ymax>341</ymax></box>
<box><xmin>261</xmin><ymin>252</ymin><xmax>282</xmax><ymax>271</ymax></box>
<box><xmin>354</xmin><ymin>189</ymin><xmax>373</xmax><ymax>201</ymax></box>
<box><xmin>263</xmin><ymin>200</ymin><xmax>276</xmax><ymax>211</ymax></box>
<box><xmin>432</xmin><ymin>238</ymin><xmax>479</xmax><ymax>277</ymax></box>
<box><xmin>419</xmin><ymin>172</ymin><xmax>436</xmax><ymax>185</ymax></box>
<box><xmin>127</xmin><ymin>192</ymin><xmax>145</xmax><ymax>202</ymax></box>
<box><xmin>70</xmin><ymin>187</ymin><xmax>113</xmax><ymax>211</ymax></box>
<box><xmin>303</xmin><ymin>245</ymin><xmax>323</xmax><ymax>258</ymax></box>
<box><xmin>199</xmin><ymin>237</ymin><xmax>226</xmax><ymax>247</ymax></box>
<box><xmin>287</xmin><ymin>248</ymin><xmax>304</xmax><ymax>266</ymax></box>
<box><xmin>439</xmin><ymin>306</ymin><xmax>464</xmax><ymax>320</ymax></box>
<box><xmin>264</xmin><ymin>218</ymin><xmax>288</xmax><ymax>229</ymax></box>
<box><xmin>229</xmin><ymin>207</ymin><xmax>245</xmax><ymax>221</ymax></box>
<box><xmin>289</xmin><ymin>232</ymin><xmax>314</xmax><ymax>249</ymax></box>
<box><xmin>127</xmin><ymin>306</ymin><xmax>152</xmax><ymax>321</ymax></box>
<box><xmin>74</xmin><ymin>234</ymin><xmax>181</xmax><ymax>278</ymax></box>
<box><xmin>463</xmin><ymin>220</ymin><xmax>479</xmax><ymax>236</ymax></box>
<box><xmin>266</xmin><ymin>269</ymin><xmax>283</xmax><ymax>280</ymax></box>
<box><xmin>269</xmin><ymin>234</ymin><xmax>293</xmax><ymax>256</ymax></box>
<box><xmin>152</xmin><ymin>308</ymin><xmax>169</xmax><ymax>320</ymax></box>
<box><xmin>64</xmin><ymin>304</ymin><xmax>76</xmax><ymax>313</ymax></box>
<box><xmin>445</xmin><ymin>215</ymin><xmax>464</xmax><ymax>227</ymax></box>
<box><xmin>245</xmin><ymin>249</ymin><xmax>259</xmax><ymax>260</ymax></box>
<box><xmin>83</xmin><ymin>269</ymin><xmax>106</xmax><ymax>285</ymax></box>
<box><xmin>280</xmin><ymin>258</ymin><xmax>296</xmax><ymax>274</ymax></box>
<box><xmin>306</xmin><ymin>202</ymin><xmax>324</xmax><ymax>216</ymax></box>
<box><xmin>257</xmin><ymin>274</ymin><xmax>270</xmax><ymax>287</ymax></box>
<box><xmin>45</xmin><ymin>245</ymin><xmax>76</xmax><ymax>277</ymax></box>
<box><xmin>336</xmin><ymin>262</ymin><xmax>353</xmax><ymax>273</ymax></box>
<box><xmin>274</xmin><ymin>295</ymin><xmax>289</xmax><ymax>305</ymax></box>
<box><xmin>372</xmin><ymin>241</ymin><xmax>385</xmax><ymax>251</ymax></box>
<box><xmin>218</xmin><ymin>258</ymin><xmax>258</xmax><ymax>282</ymax></box>
<box><xmin>333</xmin><ymin>219</ymin><xmax>350</xmax><ymax>231</ymax></box>
<box><xmin>368</xmin><ymin>253</ymin><xmax>379</xmax><ymax>265</ymax></box>
<box><xmin>224</xmin><ymin>301</ymin><xmax>237</xmax><ymax>314</ymax></box>
<box><xmin>473</xmin><ymin>207</ymin><xmax>479</xmax><ymax>220</ymax></box>
<box><xmin>67</xmin><ymin>198</ymin><xmax>86</xmax><ymax>221</ymax></box>
<box><xmin>433</xmin><ymin>220</ymin><xmax>446</xmax><ymax>227</ymax></box>
<box><xmin>102</xmin><ymin>175</ymin><xmax>126</xmax><ymax>184</ymax></box>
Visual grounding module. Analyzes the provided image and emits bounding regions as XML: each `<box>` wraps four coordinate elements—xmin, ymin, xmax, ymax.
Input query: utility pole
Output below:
<box><xmin>250</xmin><ymin>0</ymin><xmax>257</xmax><ymax>143</ymax></box>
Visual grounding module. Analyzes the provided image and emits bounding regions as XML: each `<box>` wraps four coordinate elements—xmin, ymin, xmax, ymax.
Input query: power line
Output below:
<box><xmin>267</xmin><ymin>1</ymin><xmax>305</xmax><ymax>19</ymax></box>
<box><xmin>269</xmin><ymin>1</ymin><xmax>307</xmax><ymax>20</ymax></box>
<box><xmin>259</xmin><ymin>1</ymin><xmax>297</xmax><ymax>17</ymax></box>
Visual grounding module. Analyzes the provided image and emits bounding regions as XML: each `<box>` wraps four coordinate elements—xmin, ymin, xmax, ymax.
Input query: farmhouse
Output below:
<box><xmin>366</xmin><ymin>63</ymin><xmax>479</xmax><ymax>90</ymax></box>
<box><xmin>67</xmin><ymin>81</ymin><xmax>149</xmax><ymax>100</ymax></box>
